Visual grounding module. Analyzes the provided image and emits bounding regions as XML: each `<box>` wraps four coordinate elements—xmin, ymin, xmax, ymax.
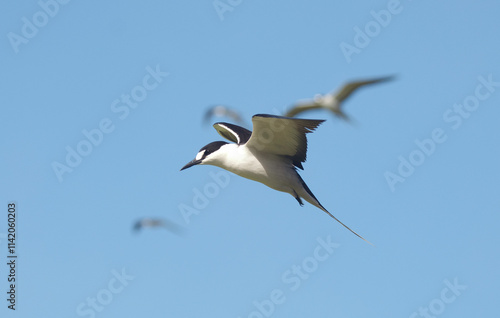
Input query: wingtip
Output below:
<box><xmin>379</xmin><ymin>74</ymin><xmax>397</xmax><ymax>81</ymax></box>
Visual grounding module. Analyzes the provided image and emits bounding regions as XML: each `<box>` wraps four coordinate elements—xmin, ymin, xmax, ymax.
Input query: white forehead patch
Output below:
<box><xmin>195</xmin><ymin>150</ymin><xmax>206</xmax><ymax>161</ymax></box>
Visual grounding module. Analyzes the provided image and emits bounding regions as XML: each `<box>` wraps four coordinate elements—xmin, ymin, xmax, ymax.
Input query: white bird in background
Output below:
<box><xmin>204</xmin><ymin>105</ymin><xmax>246</xmax><ymax>126</ymax></box>
<box><xmin>284</xmin><ymin>76</ymin><xmax>394</xmax><ymax>121</ymax></box>
<box><xmin>132</xmin><ymin>217</ymin><xmax>183</xmax><ymax>235</ymax></box>
<box><xmin>181</xmin><ymin>114</ymin><xmax>370</xmax><ymax>244</ymax></box>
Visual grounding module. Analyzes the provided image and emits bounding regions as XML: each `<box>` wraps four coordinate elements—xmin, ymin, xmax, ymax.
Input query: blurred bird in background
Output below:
<box><xmin>204</xmin><ymin>105</ymin><xmax>247</xmax><ymax>127</ymax></box>
<box><xmin>285</xmin><ymin>76</ymin><xmax>394</xmax><ymax>121</ymax></box>
<box><xmin>132</xmin><ymin>217</ymin><xmax>184</xmax><ymax>236</ymax></box>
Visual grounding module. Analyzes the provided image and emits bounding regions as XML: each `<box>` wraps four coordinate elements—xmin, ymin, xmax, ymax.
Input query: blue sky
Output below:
<box><xmin>1</xmin><ymin>0</ymin><xmax>499</xmax><ymax>317</ymax></box>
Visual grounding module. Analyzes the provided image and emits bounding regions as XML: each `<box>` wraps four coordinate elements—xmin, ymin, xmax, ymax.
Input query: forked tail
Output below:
<box><xmin>318</xmin><ymin>205</ymin><xmax>373</xmax><ymax>246</ymax></box>
<box><xmin>296</xmin><ymin>173</ymin><xmax>373</xmax><ymax>245</ymax></box>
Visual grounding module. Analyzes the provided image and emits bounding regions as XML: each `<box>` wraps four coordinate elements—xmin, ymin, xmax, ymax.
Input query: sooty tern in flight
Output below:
<box><xmin>284</xmin><ymin>76</ymin><xmax>394</xmax><ymax>121</ymax></box>
<box><xmin>181</xmin><ymin>114</ymin><xmax>370</xmax><ymax>244</ymax></box>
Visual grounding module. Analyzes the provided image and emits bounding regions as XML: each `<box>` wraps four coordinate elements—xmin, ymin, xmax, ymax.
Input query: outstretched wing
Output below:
<box><xmin>334</xmin><ymin>76</ymin><xmax>394</xmax><ymax>103</ymax></box>
<box><xmin>284</xmin><ymin>100</ymin><xmax>323</xmax><ymax>118</ymax></box>
<box><xmin>213</xmin><ymin>122</ymin><xmax>252</xmax><ymax>145</ymax></box>
<box><xmin>245</xmin><ymin>114</ymin><xmax>324</xmax><ymax>169</ymax></box>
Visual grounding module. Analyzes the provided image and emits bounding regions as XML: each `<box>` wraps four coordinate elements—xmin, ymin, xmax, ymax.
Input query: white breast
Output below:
<box><xmin>212</xmin><ymin>144</ymin><xmax>298</xmax><ymax>193</ymax></box>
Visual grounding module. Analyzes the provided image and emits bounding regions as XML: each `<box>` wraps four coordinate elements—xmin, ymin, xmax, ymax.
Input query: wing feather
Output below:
<box><xmin>246</xmin><ymin>114</ymin><xmax>324</xmax><ymax>169</ymax></box>
<box><xmin>213</xmin><ymin>122</ymin><xmax>252</xmax><ymax>145</ymax></box>
<box><xmin>334</xmin><ymin>76</ymin><xmax>394</xmax><ymax>102</ymax></box>
<box><xmin>284</xmin><ymin>101</ymin><xmax>322</xmax><ymax>117</ymax></box>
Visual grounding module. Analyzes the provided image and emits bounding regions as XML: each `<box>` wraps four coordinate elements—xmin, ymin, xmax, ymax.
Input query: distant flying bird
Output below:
<box><xmin>284</xmin><ymin>76</ymin><xmax>394</xmax><ymax>121</ymax></box>
<box><xmin>133</xmin><ymin>218</ymin><xmax>183</xmax><ymax>235</ymax></box>
<box><xmin>204</xmin><ymin>105</ymin><xmax>246</xmax><ymax>126</ymax></box>
<box><xmin>181</xmin><ymin>114</ymin><xmax>370</xmax><ymax>244</ymax></box>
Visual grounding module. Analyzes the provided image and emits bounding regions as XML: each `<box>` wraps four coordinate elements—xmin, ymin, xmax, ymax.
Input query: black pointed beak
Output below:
<box><xmin>180</xmin><ymin>159</ymin><xmax>202</xmax><ymax>171</ymax></box>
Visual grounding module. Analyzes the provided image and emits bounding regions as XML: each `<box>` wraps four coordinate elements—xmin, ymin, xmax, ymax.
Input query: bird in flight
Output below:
<box><xmin>204</xmin><ymin>105</ymin><xmax>246</xmax><ymax>126</ymax></box>
<box><xmin>181</xmin><ymin>114</ymin><xmax>370</xmax><ymax>244</ymax></box>
<box><xmin>284</xmin><ymin>76</ymin><xmax>394</xmax><ymax>121</ymax></box>
<box><xmin>133</xmin><ymin>217</ymin><xmax>183</xmax><ymax>235</ymax></box>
